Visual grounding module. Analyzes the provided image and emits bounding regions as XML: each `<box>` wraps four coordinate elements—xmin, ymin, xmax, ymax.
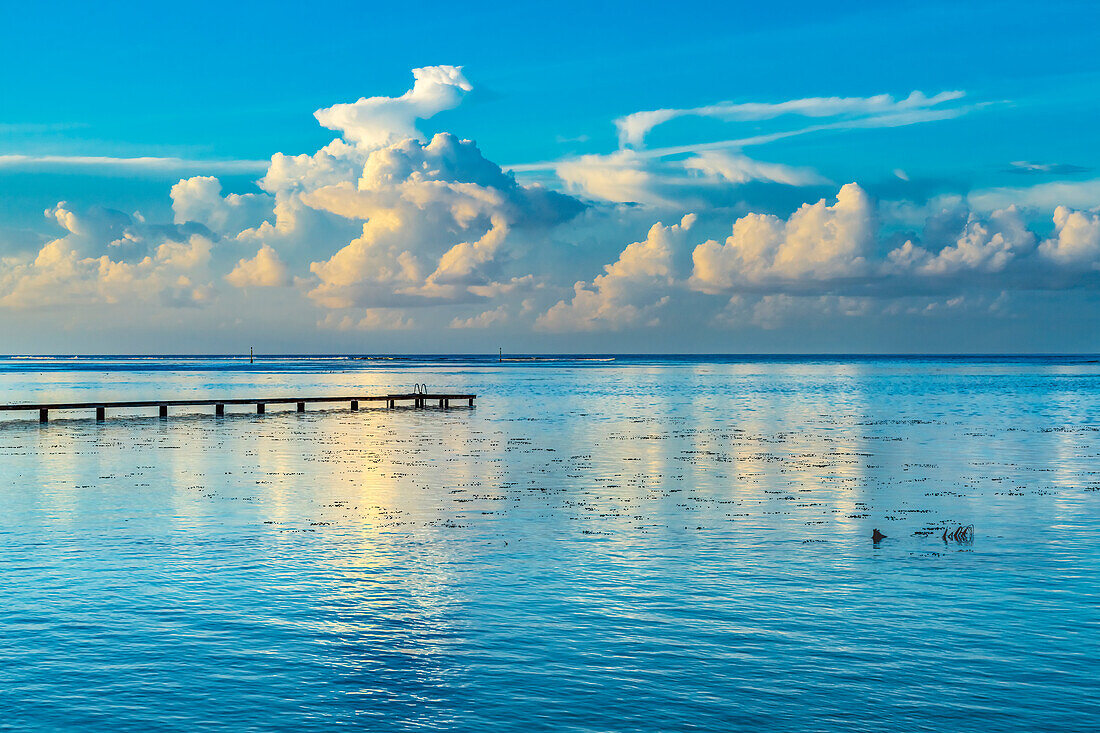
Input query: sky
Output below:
<box><xmin>2</xmin><ymin>0</ymin><xmax>1100</xmax><ymax>354</ymax></box>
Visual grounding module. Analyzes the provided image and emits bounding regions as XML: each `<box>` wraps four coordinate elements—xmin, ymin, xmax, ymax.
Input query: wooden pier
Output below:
<box><xmin>0</xmin><ymin>393</ymin><xmax>475</xmax><ymax>423</ymax></box>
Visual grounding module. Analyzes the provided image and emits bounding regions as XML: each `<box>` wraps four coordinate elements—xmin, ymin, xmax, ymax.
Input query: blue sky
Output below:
<box><xmin>2</xmin><ymin>0</ymin><xmax>1100</xmax><ymax>352</ymax></box>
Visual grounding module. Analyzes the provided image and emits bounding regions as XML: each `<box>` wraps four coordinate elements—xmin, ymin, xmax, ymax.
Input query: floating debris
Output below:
<box><xmin>942</xmin><ymin>525</ymin><xmax>974</xmax><ymax>543</ymax></box>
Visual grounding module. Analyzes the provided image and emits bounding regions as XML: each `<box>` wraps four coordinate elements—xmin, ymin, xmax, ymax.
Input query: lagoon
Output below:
<box><xmin>1</xmin><ymin>355</ymin><xmax>1098</xmax><ymax>731</ymax></box>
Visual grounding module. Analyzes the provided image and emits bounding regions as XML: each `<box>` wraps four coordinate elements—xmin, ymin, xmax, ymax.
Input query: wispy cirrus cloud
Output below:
<box><xmin>508</xmin><ymin>89</ymin><xmax>979</xmax><ymax>206</ymax></box>
<box><xmin>615</xmin><ymin>90</ymin><xmax>967</xmax><ymax>149</ymax></box>
<box><xmin>0</xmin><ymin>122</ymin><xmax>90</xmax><ymax>134</ymax></box>
<box><xmin>551</xmin><ymin>148</ymin><xmax>827</xmax><ymax>207</ymax></box>
<box><xmin>508</xmin><ymin>91</ymin><xmax>975</xmax><ymax>175</ymax></box>
<box><xmin>969</xmin><ymin>177</ymin><xmax>1100</xmax><ymax>211</ymax></box>
<box><xmin>1005</xmin><ymin>160</ymin><xmax>1090</xmax><ymax>175</ymax></box>
<box><xmin>0</xmin><ymin>155</ymin><xmax>268</xmax><ymax>173</ymax></box>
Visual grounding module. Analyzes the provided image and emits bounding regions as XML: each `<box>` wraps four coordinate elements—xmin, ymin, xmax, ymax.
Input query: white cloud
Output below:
<box><xmin>0</xmin><ymin>203</ymin><xmax>216</xmax><ymax>309</ymax></box>
<box><xmin>318</xmin><ymin>309</ymin><xmax>415</xmax><ymax>330</ymax></box>
<box><xmin>467</xmin><ymin>274</ymin><xmax>540</xmax><ymax>299</ymax></box>
<box><xmin>171</xmin><ymin>176</ymin><xmax>274</xmax><ymax>235</ymax></box>
<box><xmin>969</xmin><ymin>177</ymin><xmax>1100</xmax><ymax>212</ymax></box>
<box><xmin>8</xmin><ymin>65</ymin><xmax>1100</xmax><ymax>342</ymax></box>
<box><xmin>232</xmin><ymin>138</ymin><xmax>366</xmax><ymax>263</ymax></box>
<box><xmin>450</xmin><ymin>304</ymin><xmax>509</xmax><ymax>328</ymax></box>
<box><xmin>688</xmin><ymin>185</ymin><xmax>1100</xmax><ymax>300</ymax></box>
<box><xmin>616</xmin><ymin>90</ymin><xmax>965</xmax><ymax>148</ymax></box>
<box><xmin>0</xmin><ymin>155</ymin><xmax>267</xmax><ymax>173</ymax></box>
<box><xmin>313</xmin><ymin>66</ymin><xmax>472</xmax><ymax>148</ymax></box>
<box><xmin>555</xmin><ymin>150</ymin><xmax>673</xmax><ymax>206</ymax></box>
<box><xmin>687</xmin><ymin>187</ymin><xmax>1100</xmax><ymax>312</ymax></box>
<box><xmin>690</xmin><ymin>183</ymin><xmax>873</xmax><ymax>291</ymax></box>
<box><xmin>713</xmin><ymin>291</ymin><xmax>1014</xmax><ymax>330</ymax></box>
<box><xmin>716</xmin><ymin>293</ymin><xmax>875</xmax><ymax>330</ymax></box>
<box><xmin>537</xmin><ymin>214</ymin><xmax>695</xmax><ymax>331</ymax></box>
<box><xmin>302</xmin><ymin>132</ymin><xmax>581</xmax><ymax>308</ymax></box>
<box><xmin>1006</xmin><ymin>161</ymin><xmax>1089</xmax><ymax>175</ymax></box>
<box><xmin>886</xmin><ymin>206</ymin><xmax>1035</xmax><ymax>275</ymax></box>
<box><xmin>529</xmin><ymin>90</ymin><xmax>962</xmax><ymax>207</ymax></box>
<box><xmin>148</xmin><ymin>66</ymin><xmax>584</xmax><ymax>313</ymax></box>
<box><xmin>225</xmin><ymin>244</ymin><xmax>290</xmax><ymax>288</ymax></box>
<box><xmin>506</xmin><ymin>89</ymin><xmax>972</xmax><ymax>208</ymax></box>
<box><xmin>554</xmin><ymin>149</ymin><xmax>823</xmax><ymax>206</ymax></box>
<box><xmin>1038</xmin><ymin>206</ymin><xmax>1100</xmax><ymax>268</ymax></box>
<box><xmin>682</xmin><ymin>151</ymin><xmax>825</xmax><ymax>187</ymax></box>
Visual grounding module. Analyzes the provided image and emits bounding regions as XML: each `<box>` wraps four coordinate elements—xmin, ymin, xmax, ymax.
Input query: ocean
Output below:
<box><xmin>1</xmin><ymin>355</ymin><xmax>1098</xmax><ymax>731</ymax></box>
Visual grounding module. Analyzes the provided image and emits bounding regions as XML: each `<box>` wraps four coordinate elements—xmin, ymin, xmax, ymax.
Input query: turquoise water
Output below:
<box><xmin>1</xmin><ymin>355</ymin><xmax>1098</xmax><ymax>731</ymax></box>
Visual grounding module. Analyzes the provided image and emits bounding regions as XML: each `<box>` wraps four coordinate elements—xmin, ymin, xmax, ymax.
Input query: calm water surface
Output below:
<box><xmin>1</xmin><ymin>355</ymin><xmax>1098</xmax><ymax>731</ymax></box>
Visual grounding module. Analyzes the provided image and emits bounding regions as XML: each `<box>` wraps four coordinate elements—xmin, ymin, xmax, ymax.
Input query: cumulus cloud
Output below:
<box><xmin>714</xmin><ymin>291</ymin><xmax>1009</xmax><ymax>330</ymax></box>
<box><xmin>171</xmin><ymin>176</ymin><xmax>273</xmax><ymax>235</ymax></box>
<box><xmin>147</xmin><ymin>66</ymin><xmax>584</xmax><ymax>315</ymax></box>
<box><xmin>450</xmin><ymin>304</ymin><xmax>509</xmax><ymax>328</ymax></box>
<box><xmin>318</xmin><ymin>309</ymin><xmax>415</xmax><ymax>330</ymax></box>
<box><xmin>885</xmin><ymin>206</ymin><xmax>1035</xmax><ymax>275</ymax></box>
<box><xmin>1038</xmin><ymin>206</ymin><xmax>1100</xmax><ymax>267</ymax></box>
<box><xmin>678</xmin><ymin>185</ymin><xmax>1100</xmax><ymax>332</ymax></box>
<box><xmin>715</xmin><ymin>293</ymin><xmax>874</xmax><ymax>330</ymax></box>
<box><xmin>225</xmin><ymin>244</ymin><xmax>290</xmax><ymax>287</ymax></box>
<box><xmin>302</xmin><ymin>132</ymin><xmax>582</xmax><ymax>307</ymax></box>
<box><xmin>314</xmin><ymin>66</ymin><xmax>472</xmax><ymax>148</ymax></box>
<box><xmin>537</xmin><ymin>214</ymin><xmax>696</xmax><ymax>331</ymax></box>
<box><xmin>165</xmin><ymin>66</ymin><xmax>583</xmax><ymax>315</ymax></box>
<box><xmin>687</xmin><ymin>183</ymin><xmax>1100</xmax><ymax>305</ymax></box>
<box><xmin>0</xmin><ymin>203</ymin><xmax>216</xmax><ymax>309</ymax></box>
<box><xmin>467</xmin><ymin>274</ymin><xmax>540</xmax><ymax>299</ymax></box>
<box><xmin>691</xmin><ymin>183</ymin><xmax>873</xmax><ymax>291</ymax></box>
<box><xmin>231</xmin><ymin>138</ymin><xmax>366</xmax><ymax>262</ymax></box>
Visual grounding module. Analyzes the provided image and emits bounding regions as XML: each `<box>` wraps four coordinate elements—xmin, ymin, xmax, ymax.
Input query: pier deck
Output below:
<box><xmin>0</xmin><ymin>393</ymin><xmax>475</xmax><ymax>422</ymax></box>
